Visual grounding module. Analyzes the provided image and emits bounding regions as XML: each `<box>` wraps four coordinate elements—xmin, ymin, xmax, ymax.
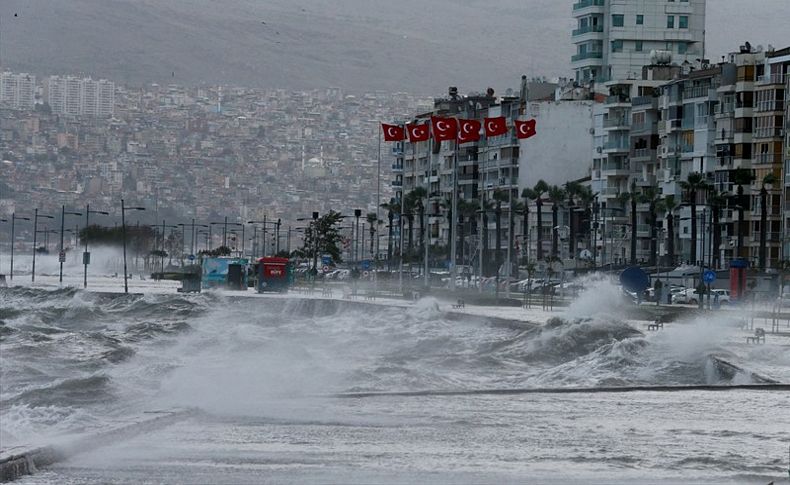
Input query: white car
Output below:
<box><xmin>672</xmin><ymin>288</ymin><xmax>703</xmax><ymax>304</ymax></box>
<box><xmin>711</xmin><ymin>289</ymin><xmax>731</xmax><ymax>304</ymax></box>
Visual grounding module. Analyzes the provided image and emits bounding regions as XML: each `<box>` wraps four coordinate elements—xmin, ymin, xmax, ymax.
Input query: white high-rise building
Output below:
<box><xmin>47</xmin><ymin>75</ymin><xmax>115</xmax><ymax>117</ymax></box>
<box><xmin>572</xmin><ymin>0</ymin><xmax>706</xmax><ymax>83</ymax></box>
<box><xmin>0</xmin><ymin>72</ymin><xmax>36</xmax><ymax>109</ymax></box>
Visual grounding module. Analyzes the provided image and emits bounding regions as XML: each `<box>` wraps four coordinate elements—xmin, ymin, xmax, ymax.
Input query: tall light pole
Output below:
<box><xmin>180</xmin><ymin>220</ymin><xmax>209</xmax><ymax>258</ymax></box>
<box><xmin>59</xmin><ymin>205</ymin><xmax>82</xmax><ymax>284</ymax></box>
<box><xmin>8</xmin><ymin>213</ymin><xmax>30</xmax><ymax>280</ymax></box>
<box><xmin>210</xmin><ymin>219</ymin><xmax>240</xmax><ymax>253</ymax></box>
<box><xmin>354</xmin><ymin>209</ymin><xmax>362</xmax><ymax>265</ymax></box>
<box><xmin>121</xmin><ymin>199</ymin><xmax>145</xmax><ymax>293</ymax></box>
<box><xmin>0</xmin><ymin>218</ymin><xmax>6</xmax><ymax>278</ymax></box>
<box><xmin>248</xmin><ymin>219</ymin><xmax>281</xmax><ymax>258</ymax></box>
<box><xmin>32</xmin><ymin>209</ymin><xmax>54</xmax><ymax>283</ymax></box>
<box><xmin>82</xmin><ymin>205</ymin><xmax>110</xmax><ymax>288</ymax></box>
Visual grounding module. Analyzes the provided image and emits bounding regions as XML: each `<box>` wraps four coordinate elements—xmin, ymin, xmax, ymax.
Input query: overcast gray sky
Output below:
<box><xmin>0</xmin><ymin>0</ymin><xmax>787</xmax><ymax>93</ymax></box>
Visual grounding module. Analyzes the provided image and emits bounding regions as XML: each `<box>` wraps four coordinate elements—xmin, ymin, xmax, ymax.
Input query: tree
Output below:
<box><xmin>407</xmin><ymin>187</ymin><xmax>428</xmax><ymax>259</ymax></box>
<box><xmin>520</xmin><ymin>188</ymin><xmax>535</xmax><ymax>260</ymax></box>
<box><xmin>492</xmin><ymin>188</ymin><xmax>510</xmax><ymax>274</ymax></box>
<box><xmin>299</xmin><ymin>210</ymin><xmax>345</xmax><ymax>264</ymax></box>
<box><xmin>380</xmin><ymin>199</ymin><xmax>400</xmax><ymax>269</ymax></box>
<box><xmin>575</xmin><ymin>186</ymin><xmax>596</xmax><ymax>257</ymax></box>
<box><xmin>530</xmin><ymin>180</ymin><xmax>549</xmax><ymax>260</ymax></box>
<box><xmin>480</xmin><ymin>197</ymin><xmax>494</xmax><ymax>275</ymax></box>
<box><xmin>366</xmin><ymin>212</ymin><xmax>379</xmax><ymax>259</ymax></box>
<box><xmin>657</xmin><ymin>195</ymin><xmax>678</xmax><ymax>268</ymax></box>
<box><xmin>731</xmin><ymin>168</ymin><xmax>754</xmax><ymax>260</ymax></box>
<box><xmin>457</xmin><ymin>199</ymin><xmax>479</xmax><ymax>267</ymax></box>
<box><xmin>617</xmin><ymin>180</ymin><xmax>639</xmax><ymax>265</ymax></box>
<box><xmin>680</xmin><ymin>172</ymin><xmax>709</xmax><ymax>265</ymax></box>
<box><xmin>547</xmin><ymin>185</ymin><xmax>566</xmax><ymax>258</ymax></box>
<box><xmin>758</xmin><ymin>173</ymin><xmax>778</xmax><ymax>270</ymax></box>
<box><xmin>707</xmin><ymin>189</ymin><xmax>727</xmax><ymax>269</ymax></box>
<box><xmin>564</xmin><ymin>181</ymin><xmax>582</xmax><ymax>261</ymax></box>
<box><xmin>638</xmin><ymin>185</ymin><xmax>661</xmax><ymax>267</ymax></box>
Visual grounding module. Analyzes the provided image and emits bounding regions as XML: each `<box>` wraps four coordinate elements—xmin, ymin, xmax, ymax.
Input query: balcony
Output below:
<box><xmin>605</xmin><ymin>94</ymin><xmax>631</xmax><ymax>106</ymax></box>
<box><xmin>391</xmin><ymin>180</ymin><xmax>403</xmax><ymax>188</ymax></box>
<box><xmin>750</xmin><ymin>232</ymin><xmax>783</xmax><ymax>243</ymax></box>
<box><xmin>754</xmin><ymin>153</ymin><xmax>779</xmax><ymax>165</ymax></box>
<box><xmin>631</xmin><ymin>148</ymin><xmax>657</xmax><ymax>160</ymax></box>
<box><xmin>637</xmin><ymin>225</ymin><xmax>651</xmax><ymax>237</ymax></box>
<box><xmin>572</xmin><ymin>51</ymin><xmax>603</xmax><ymax>63</ymax></box>
<box><xmin>757</xmin><ymin>73</ymin><xmax>787</xmax><ymax>85</ymax></box>
<box><xmin>391</xmin><ymin>164</ymin><xmax>403</xmax><ymax>172</ymax></box>
<box><xmin>601</xmin><ymin>163</ymin><xmax>630</xmax><ymax>176</ymax></box>
<box><xmin>572</xmin><ymin>24</ymin><xmax>604</xmax><ymax>36</ymax></box>
<box><xmin>603</xmin><ymin>117</ymin><xmax>630</xmax><ymax>130</ymax></box>
<box><xmin>681</xmin><ymin>144</ymin><xmax>695</xmax><ymax>153</ymax></box>
<box><xmin>755</xmin><ymin>101</ymin><xmax>785</xmax><ymax>113</ymax></box>
<box><xmin>572</xmin><ymin>0</ymin><xmax>605</xmax><ymax>11</ymax></box>
<box><xmin>603</xmin><ymin>141</ymin><xmax>630</xmax><ymax>153</ymax></box>
<box><xmin>754</xmin><ymin>127</ymin><xmax>783</xmax><ymax>139</ymax></box>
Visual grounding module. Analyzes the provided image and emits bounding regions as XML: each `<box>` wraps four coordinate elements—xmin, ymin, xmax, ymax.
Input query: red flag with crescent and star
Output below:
<box><xmin>406</xmin><ymin>123</ymin><xmax>430</xmax><ymax>142</ymax></box>
<box><xmin>484</xmin><ymin>117</ymin><xmax>508</xmax><ymax>137</ymax></box>
<box><xmin>458</xmin><ymin>119</ymin><xmax>482</xmax><ymax>143</ymax></box>
<box><xmin>514</xmin><ymin>119</ymin><xmax>538</xmax><ymax>139</ymax></box>
<box><xmin>431</xmin><ymin>116</ymin><xmax>458</xmax><ymax>142</ymax></box>
<box><xmin>381</xmin><ymin>123</ymin><xmax>405</xmax><ymax>142</ymax></box>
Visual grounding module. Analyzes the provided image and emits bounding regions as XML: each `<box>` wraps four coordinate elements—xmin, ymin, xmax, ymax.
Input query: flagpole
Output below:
<box><xmin>376</xmin><ymin>126</ymin><xmax>381</xmax><ymax>294</ymax></box>
<box><xmin>450</xmin><ymin>130</ymin><xmax>458</xmax><ymax>292</ymax></box>
<box><xmin>424</xmin><ymin>136</ymin><xmax>431</xmax><ymax>288</ymax></box>
<box><xmin>398</xmin><ymin>123</ymin><xmax>410</xmax><ymax>295</ymax></box>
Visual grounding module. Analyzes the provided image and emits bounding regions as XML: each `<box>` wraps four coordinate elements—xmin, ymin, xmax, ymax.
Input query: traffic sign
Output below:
<box><xmin>322</xmin><ymin>265</ymin><xmax>330</xmax><ymax>273</ymax></box>
<box><xmin>363</xmin><ymin>270</ymin><xmax>370</xmax><ymax>278</ymax></box>
<box><xmin>188</xmin><ymin>254</ymin><xmax>196</xmax><ymax>261</ymax></box>
<box><xmin>58</xmin><ymin>250</ymin><xmax>66</xmax><ymax>263</ymax></box>
<box><xmin>620</xmin><ymin>267</ymin><xmax>650</xmax><ymax>293</ymax></box>
<box><xmin>82</xmin><ymin>251</ymin><xmax>91</xmax><ymax>265</ymax></box>
<box><xmin>703</xmin><ymin>270</ymin><xmax>716</xmax><ymax>284</ymax></box>
<box><xmin>361</xmin><ymin>260</ymin><xmax>371</xmax><ymax>270</ymax></box>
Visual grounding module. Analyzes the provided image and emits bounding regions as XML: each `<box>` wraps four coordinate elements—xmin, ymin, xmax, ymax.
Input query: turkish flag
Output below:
<box><xmin>406</xmin><ymin>123</ymin><xmax>430</xmax><ymax>142</ymax></box>
<box><xmin>431</xmin><ymin>116</ymin><xmax>458</xmax><ymax>142</ymax></box>
<box><xmin>515</xmin><ymin>119</ymin><xmax>537</xmax><ymax>139</ymax></box>
<box><xmin>458</xmin><ymin>119</ymin><xmax>481</xmax><ymax>143</ymax></box>
<box><xmin>381</xmin><ymin>123</ymin><xmax>405</xmax><ymax>141</ymax></box>
<box><xmin>484</xmin><ymin>117</ymin><xmax>508</xmax><ymax>137</ymax></box>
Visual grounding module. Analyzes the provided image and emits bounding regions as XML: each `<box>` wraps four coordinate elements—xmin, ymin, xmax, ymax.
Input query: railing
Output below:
<box><xmin>631</xmin><ymin>148</ymin><xmax>656</xmax><ymax>159</ymax></box>
<box><xmin>572</xmin><ymin>51</ymin><xmax>603</xmax><ymax>62</ymax></box>
<box><xmin>755</xmin><ymin>101</ymin><xmax>785</xmax><ymax>112</ymax></box>
<box><xmin>683</xmin><ymin>86</ymin><xmax>710</xmax><ymax>99</ymax></box>
<box><xmin>603</xmin><ymin>141</ymin><xmax>629</xmax><ymax>151</ymax></box>
<box><xmin>632</xmin><ymin>96</ymin><xmax>656</xmax><ymax>107</ymax></box>
<box><xmin>572</xmin><ymin>24</ymin><xmax>604</xmax><ymax>36</ymax></box>
<box><xmin>391</xmin><ymin>164</ymin><xmax>403</xmax><ymax>171</ymax></box>
<box><xmin>757</xmin><ymin>73</ymin><xmax>787</xmax><ymax>85</ymax></box>
<box><xmin>603</xmin><ymin>118</ymin><xmax>630</xmax><ymax>128</ymax></box>
<box><xmin>717</xmin><ymin>156</ymin><xmax>733</xmax><ymax>167</ymax></box>
<box><xmin>458</xmin><ymin>173</ymin><xmax>479</xmax><ymax>181</ymax></box>
<box><xmin>572</xmin><ymin>0</ymin><xmax>605</xmax><ymax>10</ymax></box>
<box><xmin>606</xmin><ymin>94</ymin><xmax>631</xmax><ymax>105</ymax></box>
<box><xmin>754</xmin><ymin>153</ymin><xmax>779</xmax><ymax>165</ymax></box>
<box><xmin>637</xmin><ymin>224</ymin><xmax>651</xmax><ymax>236</ymax></box>
<box><xmin>715</xmin><ymin>104</ymin><xmax>735</xmax><ymax>115</ymax></box>
<box><xmin>681</xmin><ymin>144</ymin><xmax>695</xmax><ymax>153</ymax></box>
<box><xmin>391</xmin><ymin>180</ymin><xmax>403</xmax><ymax>187</ymax></box>
<box><xmin>754</xmin><ymin>127</ymin><xmax>783</xmax><ymax>138</ymax></box>
<box><xmin>602</xmin><ymin>163</ymin><xmax>627</xmax><ymax>172</ymax></box>
<box><xmin>601</xmin><ymin>188</ymin><xmax>620</xmax><ymax>195</ymax></box>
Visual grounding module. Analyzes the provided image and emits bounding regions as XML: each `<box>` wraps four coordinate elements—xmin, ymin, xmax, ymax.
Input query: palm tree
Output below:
<box><xmin>380</xmin><ymin>199</ymin><xmax>400</xmax><ymax>269</ymax></box>
<box><xmin>679</xmin><ymin>172</ymin><xmax>708</xmax><ymax>265</ymax></box>
<box><xmin>759</xmin><ymin>173</ymin><xmax>779</xmax><ymax>270</ymax></box>
<box><xmin>531</xmin><ymin>180</ymin><xmax>549</xmax><ymax>260</ymax></box>
<box><xmin>707</xmin><ymin>189</ymin><xmax>727</xmax><ymax>269</ymax></box>
<box><xmin>402</xmin><ymin>193</ymin><xmax>416</xmax><ymax>255</ymax></box>
<box><xmin>616</xmin><ymin>188</ymin><xmax>637</xmax><ymax>265</ymax></box>
<box><xmin>657</xmin><ymin>195</ymin><xmax>678</xmax><ymax>267</ymax></box>
<box><xmin>409</xmin><ymin>187</ymin><xmax>428</xmax><ymax>254</ymax></box>
<box><xmin>366</xmin><ymin>212</ymin><xmax>378</xmax><ymax>259</ymax></box>
<box><xmin>492</xmin><ymin>188</ymin><xmax>509</xmax><ymax>273</ymax></box>
<box><xmin>731</xmin><ymin>168</ymin><xmax>754</xmax><ymax>260</ymax></box>
<box><xmin>547</xmin><ymin>185</ymin><xmax>566</xmax><ymax>258</ymax></box>
<box><xmin>521</xmin><ymin>188</ymin><xmax>536</xmax><ymax>260</ymax></box>
<box><xmin>457</xmin><ymin>199</ymin><xmax>478</xmax><ymax>267</ymax></box>
<box><xmin>576</xmin><ymin>186</ymin><xmax>596</xmax><ymax>257</ymax></box>
<box><xmin>439</xmin><ymin>197</ymin><xmax>454</xmax><ymax>264</ymax></box>
<box><xmin>480</xmin><ymin>197</ymin><xmax>494</xmax><ymax>275</ymax></box>
<box><xmin>564</xmin><ymin>181</ymin><xmax>582</xmax><ymax>261</ymax></box>
<box><xmin>638</xmin><ymin>186</ymin><xmax>661</xmax><ymax>267</ymax></box>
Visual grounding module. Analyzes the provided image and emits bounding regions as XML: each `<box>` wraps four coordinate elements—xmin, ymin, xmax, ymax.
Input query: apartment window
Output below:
<box><xmin>635</xmin><ymin>40</ymin><xmax>643</xmax><ymax>52</ymax></box>
<box><xmin>636</xmin><ymin>14</ymin><xmax>644</xmax><ymax>25</ymax></box>
<box><xmin>611</xmin><ymin>40</ymin><xmax>623</xmax><ymax>53</ymax></box>
<box><xmin>612</xmin><ymin>14</ymin><xmax>624</xmax><ymax>27</ymax></box>
<box><xmin>679</xmin><ymin>15</ymin><xmax>689</xmax><ymax>29</ymax></box>
<box><xmin>678</xmin><ymin>43</ymin><xmax>688</xmax><ymax>54</ymax></box>
<box><xmin>667</xmin><ymin>16</ymin><xmax>675</xmax><ymax>28</ymax></box>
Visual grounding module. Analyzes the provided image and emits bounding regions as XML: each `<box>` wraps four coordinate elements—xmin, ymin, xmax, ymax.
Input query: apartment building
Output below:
<box><xmin>47</xmin><ymin>76</ymin><xmax>115</xmax><ymax>117</ymax></box>
<box><xmin>572</xmin><ymin>0</ymin><xmax>706</xmax><ymax>83</ymax></box>
<box><xmin>0</xmin><ymin>72</ymin><xmax>36</xmax><ymax>109</ymax></box>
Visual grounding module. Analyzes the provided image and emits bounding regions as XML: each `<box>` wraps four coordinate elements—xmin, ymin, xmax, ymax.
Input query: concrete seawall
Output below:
<box><xmin>0</xmin><ymin>408</ymin><xmax>197</xmax><ymax>482</ymax></box>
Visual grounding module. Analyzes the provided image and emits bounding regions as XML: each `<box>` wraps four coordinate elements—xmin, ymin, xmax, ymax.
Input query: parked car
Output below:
<box><xmin>711</xmin><ymin>289</ymin><xmax>731</xmax><ymax>304</ymax></box>
<box><xmin>672</xmin><ymin>288</ymin><xmax>702</xmax><ymax>304</ymax></box>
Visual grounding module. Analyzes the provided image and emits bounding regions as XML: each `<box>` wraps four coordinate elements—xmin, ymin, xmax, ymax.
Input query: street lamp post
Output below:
<box><xmin>59</xmin><ymin>205</ymin><xmax>83</xmax><ymax>284</ymax></box>
<box><xmin>121</xmin><ymin>199</ymin><xmax>146</xmax><ymax>294</ymax></box>
<box><xmin>82</xmin><ymin>205</ymin><xmax>111</xmax><ymax>288</ymax></box>
<box><xmin>248</xmin><ymin>218</ymin><xmax>281</xmax><ymax>258</ymax></box>
<box><xmin>759</xmin><ymin>180</ymin><xmax>772</xmax><ymax>271</ymax></box>
<box><xmin>8</xmin><ymin>213</ymin><xmax>30</xmax><ymax>280</ymax></box>
<box><xmin>354</xmin><ymin>209</ymin><xmax>362</xmax><ymax>266</ymax></box>
<box><xmin>0</xmin><ymin>218</ymin><xmax>6</xmax><ymax>275</ymax></box>
<box><xmin>32</xmin><ymin>209</ymin><xmax>54</xmax><ymax>283</ymax></box>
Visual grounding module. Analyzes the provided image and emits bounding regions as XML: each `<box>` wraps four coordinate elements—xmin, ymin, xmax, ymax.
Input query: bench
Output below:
<box><xmin>321</xmin><ymin>287</ymin><xmax>333</xmax><ymax>297</ymax></box>
<box><xmin>452</xmin><ymin>299</ymin><xmax>465</xmax><ymax>309</ymax></box>
<box><xmin>746</xmin><ymin>328</ymin><xmax>766</xmax><ymax>344</ymax></box>
<box><xmin>647</xmin><ymin>321</ymin><xmax>664</xmax><ymax>331</ymax></box>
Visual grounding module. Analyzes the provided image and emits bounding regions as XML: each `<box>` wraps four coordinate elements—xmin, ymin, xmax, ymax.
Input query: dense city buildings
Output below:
<box><xmin>0</xmin><ymin>72</ymin><xmax>36</xmax><ymax>110</ymax></box>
